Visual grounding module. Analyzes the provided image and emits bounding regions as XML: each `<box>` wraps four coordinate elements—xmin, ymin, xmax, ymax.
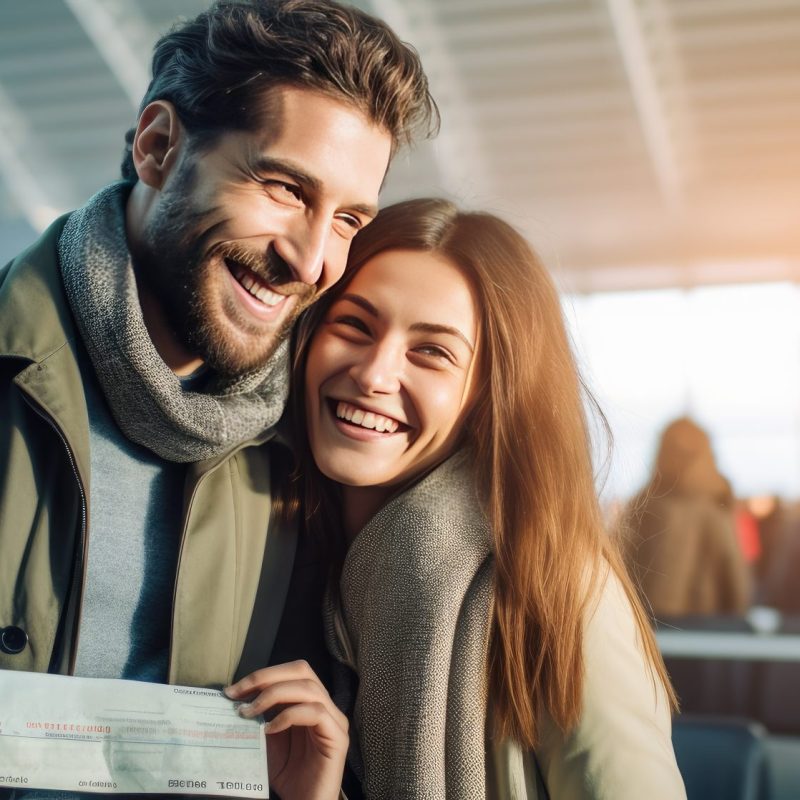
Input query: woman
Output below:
<box><xmin>237</xmin><ymin>198</ymin><xmax>685</xmax><ymax>799</ymax></box>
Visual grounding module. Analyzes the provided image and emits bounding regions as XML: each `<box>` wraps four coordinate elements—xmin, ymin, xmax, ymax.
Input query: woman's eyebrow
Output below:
<box><xmin>337</xmin><ymin>294</ymin><xmax>474</xmax><ymax>352</ymax></box>
<box><xmin>410</xmin><ymin>323</ymin><xmax>474</xmax><ymax>352</ymax></box>
<box><xmin>339</xmin><ymin>294</ymin><xmax>379</xmax><ymax>317</ymax></box>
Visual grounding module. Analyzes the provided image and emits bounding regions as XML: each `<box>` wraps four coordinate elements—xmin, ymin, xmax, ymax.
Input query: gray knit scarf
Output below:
<box><xmin>57</xmin><ymin>183</ymin><xmax>289</xmax><ymax>462</ymax></box>
<box><xmin>326</xmin><ymin>452</ymin><xmax>495</xmax><ymax>800</ymax></box>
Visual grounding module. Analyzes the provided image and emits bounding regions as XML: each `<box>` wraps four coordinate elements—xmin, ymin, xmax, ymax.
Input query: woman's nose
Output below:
<box><xmin>348</xmin><ymin>344</ymin><xmax>402</xmax><ymax>395</ymax></box>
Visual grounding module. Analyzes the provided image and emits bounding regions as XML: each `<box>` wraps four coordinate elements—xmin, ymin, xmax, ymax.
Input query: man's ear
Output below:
<box><xmin>131</xmin><ymin>101</ymin><xmax>184</xmax><ymax>189</ymax></box>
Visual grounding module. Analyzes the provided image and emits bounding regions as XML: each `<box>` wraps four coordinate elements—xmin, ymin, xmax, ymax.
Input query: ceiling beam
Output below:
<box><xmin>667</xmin><ymin>0</ymin><xmax>800</xmax><ymax>23</ymax></box>
<box><xmin>606</xmin><ymin>0</ymin><xmax>683</xmax><ymax>209</ymax></box>
<box><xmin>564</xmin><ymin>257</ymin><xmax>800</xmax><ymax>295</ymax></box>
<box><xmin>62</xmin><ymin>0</ymin><xmax>152</xmax><ymax>110</ymax></box>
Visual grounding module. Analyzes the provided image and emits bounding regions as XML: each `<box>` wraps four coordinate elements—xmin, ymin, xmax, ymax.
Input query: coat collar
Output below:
<box><xmin>0</xmin><ymin>214</ymin><xmax>91</xmax><ymax>483</ymax></box>
<box><xmin>0</xmin><ymin>214</ymin><xmax>75</xmax><ymax>362</ymax></box>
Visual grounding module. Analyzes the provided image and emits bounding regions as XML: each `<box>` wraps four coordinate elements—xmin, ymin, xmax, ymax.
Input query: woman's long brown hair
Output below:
<box><xmin>288</xmin><ymin>198</ymin><xmax>676</xmax><ymax>748</ymax></box>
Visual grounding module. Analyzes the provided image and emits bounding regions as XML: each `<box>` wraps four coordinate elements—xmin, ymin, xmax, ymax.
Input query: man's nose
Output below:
<box><xmin>349</xmin><ymin>344</ymin><xmax>402</xmax><ymax>395</ymax></box>
<box><xmin>274</xmin><ymin>215</ymin><xmax>334</xmax><ymax>287</ymax></box>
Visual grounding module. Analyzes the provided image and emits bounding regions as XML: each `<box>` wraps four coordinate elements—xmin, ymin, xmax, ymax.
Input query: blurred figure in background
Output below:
<box><xmin>750</xmin><ymin>495</ymin><xmax>800</xmax><ymax>612</ymax></box>
<box><xmin>622</xmin><ymin>417</ymin><xmax>751</xmax><ymax>618</ymax></box>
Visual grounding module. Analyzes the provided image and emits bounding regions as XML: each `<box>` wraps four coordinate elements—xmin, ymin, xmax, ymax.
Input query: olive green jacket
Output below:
<box><xmin>0</xmin><ymin>216</ymin><xmax>295</xmax><ymax>686</ymax></box>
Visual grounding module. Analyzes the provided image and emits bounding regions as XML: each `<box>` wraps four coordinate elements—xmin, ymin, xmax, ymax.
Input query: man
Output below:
<box><xmin>0</xmin><ymin>0</ymin><xmax>434</xmax><ymax>704</ymax></box>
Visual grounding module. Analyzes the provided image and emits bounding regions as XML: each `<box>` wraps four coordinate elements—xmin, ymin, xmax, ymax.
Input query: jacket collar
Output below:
<box><xmin>0</xmin><ymin>214</ymin><xmax>91</xmax><ymax>483</ymax></box>
<box><xmin>0</xmin><ymin>214</ymin><xmax>75</xmax><ymax>362</ymax></box>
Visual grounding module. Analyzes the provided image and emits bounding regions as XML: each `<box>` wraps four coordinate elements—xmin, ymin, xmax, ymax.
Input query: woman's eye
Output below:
<box><xmin>331</xmin><ymin>315</ymin><xmax>370</xmax><ymax>335</ymax></box>
<box><xmin>414</xmin><ymin>344</ymin><xmax>453</xmax><ymax>362</ymax></box>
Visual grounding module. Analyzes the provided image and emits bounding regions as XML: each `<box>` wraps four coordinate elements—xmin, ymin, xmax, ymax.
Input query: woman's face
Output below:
<box><xmin>305</xmin><ymin>248</ymin><xmax>479</xmax><ymax>489</ymax></box>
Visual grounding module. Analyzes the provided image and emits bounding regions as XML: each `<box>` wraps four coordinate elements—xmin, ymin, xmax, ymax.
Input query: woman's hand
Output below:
<box><xmin>224</xmin><ymin>660</ymin><xmax>348</xmax><ymax>800</ymax></box>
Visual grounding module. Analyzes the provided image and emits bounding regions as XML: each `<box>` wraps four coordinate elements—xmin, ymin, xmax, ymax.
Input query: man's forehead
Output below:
<box><xmin>248</xmin><ymin>84</ymin><xmax>388</xmax><ymax>155</ymax></box>
<box><xmin>235</xmin><ymin>87</ymin><xmax>392</xmax><ymax>206</ymax></box>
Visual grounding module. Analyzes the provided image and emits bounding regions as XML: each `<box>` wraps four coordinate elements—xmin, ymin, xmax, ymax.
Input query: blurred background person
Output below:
<box><xmin>750</xmin><ymin>495</ymin><xmax>800</xmax><ymax>614</ymax></box>
<box><xmin>622</xmin><ymin>417</ymin><xmax>751</xmax><ymax>618</ymax></box>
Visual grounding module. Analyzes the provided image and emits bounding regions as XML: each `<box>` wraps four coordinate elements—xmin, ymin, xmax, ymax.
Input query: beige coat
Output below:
<box><xmin>488</xmin><ymin>574</ymin><xmax>686</xmax><ymax>799</ymax></box>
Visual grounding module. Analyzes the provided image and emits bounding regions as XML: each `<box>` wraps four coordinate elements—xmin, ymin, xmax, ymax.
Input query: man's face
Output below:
<box><xmin>132</xmin><ymin>87</ymin><xmax>392</xmax><ymax>376</ymax></box>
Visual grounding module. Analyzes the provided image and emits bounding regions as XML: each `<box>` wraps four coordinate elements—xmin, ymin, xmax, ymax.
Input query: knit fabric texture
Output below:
<box><xmin>327</xmin><ymin>452</ymin><xmax>495</xmax><ymax>799</ymax></box>
<box><xmin>57</xmin><ymin>182</ymin><xmax>289</xmax><ymax>463</ymax></box>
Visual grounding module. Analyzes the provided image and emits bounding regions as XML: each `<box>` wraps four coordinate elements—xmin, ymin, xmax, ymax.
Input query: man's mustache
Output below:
<box><xmin>215</xmin><ymin>242</ymin><xmax>316</xmax><ymax>300</ymax></box>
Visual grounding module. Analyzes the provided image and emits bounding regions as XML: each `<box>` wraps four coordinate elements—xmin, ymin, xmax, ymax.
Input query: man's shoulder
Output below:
<box><xmin>0</xmin><ymin>213</ymin><xmax>75</xmax><ymax>360</ymax></box>
<box><xmin>1</xmin><ymin>213</ymin><xmax>71</xmax><ymax>274</ymax></box>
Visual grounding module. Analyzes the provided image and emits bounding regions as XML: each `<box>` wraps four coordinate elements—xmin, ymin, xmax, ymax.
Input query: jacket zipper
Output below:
<box><xmin>22</xmin><ymin>392</ymin><xmax>89</xmax><ymax>675</ymax></box>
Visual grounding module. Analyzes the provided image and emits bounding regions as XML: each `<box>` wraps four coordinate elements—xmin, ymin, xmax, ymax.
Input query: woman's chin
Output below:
<box><xmin>317</xmin><ymin>462</ymin><xmax>393</xmax><ymax>488</ymax></box>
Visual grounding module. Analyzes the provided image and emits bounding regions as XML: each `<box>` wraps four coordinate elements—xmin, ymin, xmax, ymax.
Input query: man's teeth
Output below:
<box><xmin>336</xmin><ymin>401</ymin><xmax>400</xmax><ymax>433</ymax></box>
<box><xmin>238</xmin><ymin>271</ymin><xmax>283</xmax><ymax>307</ymax></box>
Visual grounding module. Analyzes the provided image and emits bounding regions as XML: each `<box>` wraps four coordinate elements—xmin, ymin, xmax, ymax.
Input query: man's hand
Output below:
<box><xmin>225</xmin><ymin>661</ymin><xmax>348</xmax><ymax>800</ymax></box>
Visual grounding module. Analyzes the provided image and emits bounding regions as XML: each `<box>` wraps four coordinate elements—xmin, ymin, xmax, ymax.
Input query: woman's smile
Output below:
<box><xmin>305</xmin><ymin>248</ymin><xmax>479</xmax><ymax>493</ymax></box>
<box><xmin>331</xmin><ymin>400</ymin><xmax>405</xmax><ymax>434</ymax></box>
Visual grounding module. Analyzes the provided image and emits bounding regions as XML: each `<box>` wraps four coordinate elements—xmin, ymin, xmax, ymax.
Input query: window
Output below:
<box><xmin>564</xmin><ymin>282</ymin><xmax>800</xmax><ymax>502</ymax></box>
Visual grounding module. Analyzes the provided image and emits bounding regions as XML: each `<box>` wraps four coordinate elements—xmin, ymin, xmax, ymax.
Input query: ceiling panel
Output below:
<box><xmin>0</xmin><ymin>0</ymin><xmax>798</xmax><ymax>288</ymax></box>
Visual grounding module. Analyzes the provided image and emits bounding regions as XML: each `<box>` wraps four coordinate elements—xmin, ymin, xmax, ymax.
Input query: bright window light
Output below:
<box><xmin>564</xmin><ymin>282</ymin><xmax>800</xmax><ymax>501</ymax></box>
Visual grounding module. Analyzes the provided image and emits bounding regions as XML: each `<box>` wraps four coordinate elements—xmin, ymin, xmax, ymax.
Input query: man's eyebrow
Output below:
<box><xmin>251</xmin><ymin>157</ymin><xmax>378</xmax><ymax>218</ymax></box>
<box><xmin>350</xmin><ymin>202</ymin><xmax>380</xmax><ymax>219</ymax></box>
<box><xmin>337</xmin><ymin>295</ymin><xmax>474</xmax><ymax>352</ymax></box>
<box><xmin>252</xmin><ymin>156</ymin><xmax>321</xmax><ymax>191</ymax></box>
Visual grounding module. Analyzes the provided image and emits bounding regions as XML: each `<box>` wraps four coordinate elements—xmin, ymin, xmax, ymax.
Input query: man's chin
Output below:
<box><xmin>193</xmin><ymin>327</ymin><xmax>289</xmax><ymax>378</ymax></box>
<box><xmin>182</xmin><ymin>285</ymin><xmax>302</xmax><ymax>377</ymax></box>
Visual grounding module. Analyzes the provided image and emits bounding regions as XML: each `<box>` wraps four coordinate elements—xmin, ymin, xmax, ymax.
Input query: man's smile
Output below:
<box><xmin>226</xmin><ymin>258</ymin><xmax>286</xmax><ymax>308</ymax></box>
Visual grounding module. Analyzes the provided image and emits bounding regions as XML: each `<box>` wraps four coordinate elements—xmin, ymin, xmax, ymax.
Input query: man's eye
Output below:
<box><xmin>265</xmin><ymin>180</ymin><xmax>303</xmax><ymax>205</ymax></box>
<box><xmin>337</xmin><ymin>213</ymin><xmax>361</xmax><ymax>229</ymax></box>
<box><xmin>333</xmin><ymin>213</ymin><xmax>363</xmax><ymax>240</ymax></box>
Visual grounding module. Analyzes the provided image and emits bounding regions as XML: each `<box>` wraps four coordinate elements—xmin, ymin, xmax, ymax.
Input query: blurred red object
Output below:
<box><xmin>736</xmin><ymin>506</ymin><xmax>761</xmax><ymax>563</ymax></box>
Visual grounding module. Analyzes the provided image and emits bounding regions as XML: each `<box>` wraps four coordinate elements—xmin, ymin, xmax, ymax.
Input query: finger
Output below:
<box><xmin>225</xmin><ymin>660</ymin><xmax>320</xmax><ymax>699</ymax></box>
<box><xmin>239</xmin><ymin>680</ymin><xmax>348</xmax><ymax>732</ymax></box>
<box><xmin>266</xmin><ymin>701</ymin><xmax>348</xmax><ymax>751</ymax></box>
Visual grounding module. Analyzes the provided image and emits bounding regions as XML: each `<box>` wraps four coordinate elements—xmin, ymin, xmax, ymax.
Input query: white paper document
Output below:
<box><xmin>0</xmin><ymin>670</ymin><xmax>268</xmax><ymax>797</ymax></box>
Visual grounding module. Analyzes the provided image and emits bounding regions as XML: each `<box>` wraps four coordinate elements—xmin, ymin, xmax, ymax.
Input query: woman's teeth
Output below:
<box><xmin>238</xmin><ymin>272</ymin><xmax>283</xmax><ymax>307</ymax></box>
<box><xmin>336</xmin><ymin>401</ymin><xmax>400</xmax><ymax>433</ymax></box>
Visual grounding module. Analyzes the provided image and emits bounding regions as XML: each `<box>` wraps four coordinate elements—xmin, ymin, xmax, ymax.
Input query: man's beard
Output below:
<box><xmin>131</xmin><ymin>161</ymin><xmax>316</xmax><ymax>377</ymax></box>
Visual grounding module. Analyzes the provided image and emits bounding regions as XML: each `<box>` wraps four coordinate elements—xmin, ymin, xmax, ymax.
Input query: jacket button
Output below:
<box><xmin>0</xmin><ymin>626</ymin><xmax>28</xmax><ymax>654</ymax></box>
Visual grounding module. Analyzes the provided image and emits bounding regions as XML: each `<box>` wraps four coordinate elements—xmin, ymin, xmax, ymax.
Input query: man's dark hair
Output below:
<box><xmin>120</xmin><ymin>0</ymin><xmax>438</xmax><ymax>180</ymax></box>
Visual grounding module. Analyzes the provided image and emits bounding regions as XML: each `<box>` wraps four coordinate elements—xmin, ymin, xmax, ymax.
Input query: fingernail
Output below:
<box><xmin>238</xmin><ymin>702</ymin><xmax>254</xmax><ymax>717</ymax></box>
<box><xmin>222</xmin><ymin>686</ymin><xmax>235</xmax><ymax>698</ymax></box>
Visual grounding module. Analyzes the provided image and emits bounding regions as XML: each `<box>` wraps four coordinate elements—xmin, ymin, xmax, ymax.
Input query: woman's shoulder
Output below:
<box><xmin>527</xmin><ymin>567</ymin><xmax>687</xmax><ymax>799</ymax></box>
<box><xmin>391</xmin><ymin>450</ymin><xmax>482</xmax><ymax>516</ymax></box>
<box><xmin>355</xmin><ymin>450</ymin><xmax>490</xmax><ymax>559</ymax></box>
